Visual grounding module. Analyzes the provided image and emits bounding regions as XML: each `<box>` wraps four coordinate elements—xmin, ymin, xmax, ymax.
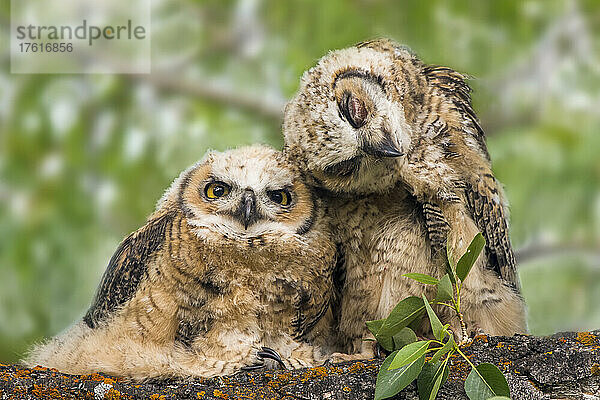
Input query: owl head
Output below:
<box><xmin>159</xmin><ymin>145</ymin><xmax>321</xmax><ymax>245</ymax></box>
<box><xmin>283</xmin><ymin>39</ymin><xmax>488</xmax><ymax>198</ymax></box>
<box><xmin>282</xmin><ymin>40</ymin><xmax>425</xmax><ymax>194</ymax></box>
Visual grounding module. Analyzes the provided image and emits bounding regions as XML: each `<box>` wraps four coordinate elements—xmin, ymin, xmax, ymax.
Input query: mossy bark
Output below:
<box><xmin>1</xmin><ymin>330</ymin><xmax>599</xmax><ymax>399</ymax></box>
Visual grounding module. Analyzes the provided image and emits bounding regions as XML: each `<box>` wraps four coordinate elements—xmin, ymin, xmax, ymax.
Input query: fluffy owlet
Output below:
<box><xmin>24</xmin><ymin>145</ymin><xmax>336</xmax><ymax>379</ymax></box>
<box><xmin>283</xmin><ymin>39</ymin><xmax>527</xmax><ymax>359</ymax></box>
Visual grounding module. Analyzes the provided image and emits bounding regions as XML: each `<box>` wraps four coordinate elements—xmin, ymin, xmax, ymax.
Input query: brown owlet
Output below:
<box><xmin>283</xmin><ymin>39</ymin><xmax>527</xmax><ymax>359</ymax></box>
<box><xmin>24</xmin><ymin>145</ymin><xmax>336</xmax><ymax>379</ymax></box>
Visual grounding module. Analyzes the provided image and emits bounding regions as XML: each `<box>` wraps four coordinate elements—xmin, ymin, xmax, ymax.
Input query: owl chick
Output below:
<box><xmin>24</xmin><ymin>145</ymin><xmax>336</xmax><ymax>380</ymax></box>
<box><xmin>283</xmin><ymin>39</ymin><xmax>527</xmax><ymax>358</ymax></box>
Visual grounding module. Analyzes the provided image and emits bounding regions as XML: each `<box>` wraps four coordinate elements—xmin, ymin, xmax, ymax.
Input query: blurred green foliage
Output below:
<box><xmin>1</xmin><ymin>0</ymin><xmax>599</xmax><ymax>363</ymax></box>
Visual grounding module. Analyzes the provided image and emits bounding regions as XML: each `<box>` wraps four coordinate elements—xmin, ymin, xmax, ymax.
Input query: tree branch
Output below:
<box><xmin>2</xmin><ymin>331</ymin><xmax>599</xmax><ymax>399</ymax></box>
<box><xmin>516</xmin><ymin>242</ymin><xmax>600</xmax><ymax>265</ymax></box>
<box><xmin>129</xmin><ymin>72</ymin><xmax>286</xmax><ymax>122</ymax></box>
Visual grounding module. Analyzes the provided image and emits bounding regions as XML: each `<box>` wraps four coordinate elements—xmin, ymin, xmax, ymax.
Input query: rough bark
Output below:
<box><xmin>1</xmin><ymin>331</ymin><xmax>599</xmax><ymax>400</ymax></box>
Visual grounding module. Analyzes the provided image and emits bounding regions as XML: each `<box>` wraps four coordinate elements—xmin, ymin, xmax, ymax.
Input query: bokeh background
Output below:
<box><xmin>1</xmin><ymin>0</ymin><xmax>599</xmax><ymax>364</ymax></box>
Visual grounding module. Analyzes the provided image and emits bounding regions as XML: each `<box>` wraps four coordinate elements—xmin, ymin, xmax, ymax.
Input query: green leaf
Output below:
<box><xmin>368</xmin><ymin>320</ymin><xmax>418</xmax><ymax>352</ymax></box>
<box><xmin>388</xmin><ymin>340</ymin><xmax>431</xmax><ymax>370</ymax></box>
<box><xmin>366</xmin><ymin>319</ymin><xmax>385</xmax><ymax>337</ymax></box>
<box><xmin>407</xmin><ymin>315</ymin><xmax>424</xmax><ymax>334</ymax></box>
<box><xmin>403</xmin><ymin>273</ymin><xmax>439</xmax><ymax>285</ymax></box>
<box><xmin>367</xmin><ymin>319</ymin><xmax>395</xmax><ymax>351</ymax></box>
<box><xmin>430</xmin><ymin>335</ymin><xmax>455</xmax><ymax>364</ymax></box>
<box><xmin>377</xmin><ymin>335</ymin><xmax>396</xmax><ymax>352</ymax></box>
<box><xmin>428</xmin><ymin>364</ymin><xmax>447</xmax><ymax>400</ymax></box>
<box><xmin>417</xmin><ymin>362</ymin><xmax>437</xmax><ymax>400</ymax></box>
<box><xmin>375</xmin><ymin>351</ymin><xmax>426</xmax><ymax>400</ymax></box>
<box><xmin>366</xmin><ymin>319</ymin><xmax>388</xmax><ymax>351</ymax></box>
<box><xmin>464</xmin><ymin>363</ymin><xmax>510</xmax><ymax>400</ymax></box>
<box><xmin>456</xmin><ymin>233</ymin><xmax>486</xmax><ymax>281</ymax></box>
<box><xmin>434</xmin><ymin>274</ymin><xmax>454</xmax><ymax>303</ymax></box>
<box><xmin>422</xmin><ymin>295</ymin><xmax>444</xmax><ymax>341</ymax></box>
<box><xmin>392</xmin><ymin>327</ymin><xmax>418</xmax><ymax>350</ymax></box>
<box><xmin>417</xmin><ymin>361</ymin><xmax>450</xmax><ymax>400</ymax></box>
<box><xmin>378</xmin><ymin>296</ymin><xmax>426</xmax><ymax>337</ymax></box>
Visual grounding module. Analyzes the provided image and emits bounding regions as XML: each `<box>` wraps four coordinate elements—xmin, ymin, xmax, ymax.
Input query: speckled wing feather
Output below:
<box><xmin>423</xmin><ymin>65</ymin><xmax>490</xmax><ymax>162</ymax></box>
<box><xmin>292</xmin><ymin>294</ymin><xmax>330</xmax><ymax>340</ymax></box>
<box><xmin>422</xmin><ymin>201</ymin><xmax>450</xmax><ymax>257</ymax></box>
<box><xmin>84</xmin><ymin>211</ymin><xmax>176</xmax><ymax>328</ymax></box>
<box><xmin>465</xmin><ymin>177</ymin><xmax>519</xmax><ymax>290</ymax></box>
<box><xmin>291</xmin><ymin>254</ymin><xmax>336</xmax><ymax>340</ymax></box>
<box><xmin>424</xmin><ymin>66</ymin><xmax>519</xmax><ymax>290</ymax></box>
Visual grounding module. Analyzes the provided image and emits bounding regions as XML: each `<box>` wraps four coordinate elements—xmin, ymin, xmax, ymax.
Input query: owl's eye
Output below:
<box><xmin>267</xmin><ymin>189</ymin><xmax>292</xmax><ymax>206</ymax></box>
<box><xmin>204</xmin><ymin>182</ymin><xmax>231</xmax><ymax>199</ymax></box>
<box><xmin>340</xmin><ymin>92</ymin><xmax>367</xmax><ymax>129</ymax></box>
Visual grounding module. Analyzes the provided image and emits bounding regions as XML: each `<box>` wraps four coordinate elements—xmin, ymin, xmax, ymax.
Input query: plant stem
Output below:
<box><xmin>427</xmin><ymin>346</ymin><xmax>443</xmax><ymax>353</ymax></box>
<box><xmin>455</xmin><ymin>346</ymin><xmax>477</xmax><ymax>371</ymax></box>
<box><xmin>453</xmin><ymin>282</ymin><xmax>469</xmax><ymax>343</ymax></box>
<box><xmin>436</xmin><ymin>302</ymin><xmax>455</xmax><ymax>310</ymax></box>
<box><xmin>458</xmin><ymin>311</ymin><xmax>468</xmax><ymax>343</ymax></box>
<box><xmin>455</xmin><ymin>346</ymin><xmax>497</xmax><ymax>394</ymax></box>
<box><xmin>455</xmin><ymin>283</ymin><xmax>461</xmax><ymax>312</ymax></box>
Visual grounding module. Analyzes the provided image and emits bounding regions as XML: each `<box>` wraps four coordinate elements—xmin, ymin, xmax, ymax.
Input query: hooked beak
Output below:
<box><xmin>241</xmin><ymin>190</ymin><xmax>256</xmax><ymax>230</ymax></box>
<box><xmin>363</xmin><ymin>132</ymin><xmax>404</xmax><ymax>158</ymax></box>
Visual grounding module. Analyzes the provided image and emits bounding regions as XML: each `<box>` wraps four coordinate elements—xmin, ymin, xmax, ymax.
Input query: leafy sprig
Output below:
<box><xmin>369</xmin><ymin>233</ymin><xmax>511</xmax><ymax>400</ymax></box>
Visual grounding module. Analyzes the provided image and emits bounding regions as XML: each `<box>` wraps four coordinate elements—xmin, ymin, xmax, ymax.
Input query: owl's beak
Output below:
<box><xmin>241</xmin><ymin>190</ymin><xmax>257</xmax><ymax>230</ymax></box>
<box><xmin>363</xmin><ymin>132</ymin><xmax>404</xmax><ymax>158</ymax></box>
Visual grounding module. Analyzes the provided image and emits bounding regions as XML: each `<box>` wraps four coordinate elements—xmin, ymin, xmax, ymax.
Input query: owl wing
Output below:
<box><xmin>464</xmin><ymin>176</ymin><xmax>519</xmax><ymax>289</ymax></box>
<box><xmin>422</xmin><ymin>65</ymin><xmax>519</xmax><ymax>289</ymax></box>
<box><xmin>291</xmin><ymin>252</ymin><xmax>337</xmax><ymax>339</ymax></box>
<box><xmin>83</xmin><ymin>211</ymin><xmax>176</xmax><ymax>328</ymax></box>
<box><xmin>423</xmin><ymin>65</ymin><xmax>490</xmax><ymax>162</ymax></box>
<box><xmin>291</xmin><ymin>292</ymin><xmax>330</xmax><ymax>340</ymax></box>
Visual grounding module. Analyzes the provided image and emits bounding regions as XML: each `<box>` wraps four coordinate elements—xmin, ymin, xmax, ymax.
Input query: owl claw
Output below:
<box><xmin>257</xmin><ymin>346</ymin><xmax>286</xmax><ymax>369</ymax></box>
<box><xmin>375</xmin><ymin>343</ymin><xmax>388</xmax><ymax>359</ymax></box>
<box><xmin>241</xmin><ymin>362</ymin><xmax>265</xmax><ymax>371</ymax></box>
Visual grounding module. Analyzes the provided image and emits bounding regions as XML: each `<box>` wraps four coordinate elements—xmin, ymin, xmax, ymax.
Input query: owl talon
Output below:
<box><xmin>257</xmin><ymin>347</ymin><xmax>286</xmax><ymax>369</ymax></box>
<box><xmin>241</xmin><ymin>362</ymin><xmax>265</xmax><ymax>371</ymax></box>
<box><xmin>375</xmin><ymin>343</ymin><xmax>388</xmax><ymax>359</ymax></box>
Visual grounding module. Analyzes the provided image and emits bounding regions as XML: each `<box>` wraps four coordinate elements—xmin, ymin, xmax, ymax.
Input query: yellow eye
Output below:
<box><xmin>268</xmin><ymin>189</ymin><xmax>291</xmax><ymax>206</ymax></box>
<box><xmin>204</xmin><ymin>182</ymin><xmax>230</xmax><ymax>199</ymax></box>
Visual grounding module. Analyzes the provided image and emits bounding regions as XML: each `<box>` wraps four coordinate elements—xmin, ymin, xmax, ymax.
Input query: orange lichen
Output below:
<box><xmin>15</xmin><ymin>369</ymin><xmax>31</xmax><ymax>378</ymax></box>
<box><xmin>347</xmin><ymin>362</ymin><xmax>366</xmax><ymax>373</ymax></box>
<box><xmin>342</xmin><ymin>386</ymin><xmax>352</xmax><ymax>392</ymax></box>
<box><xmin>105</xmin><ymin>388</ymin><xmax>129</xmax><ymax>400</ymax></box>
<box><xmin>196</xmin><ymin>390</ymin><xmax>206</xmax><ymax>398</ymax></box>
<box><xmin>498</xmin><ymin>360</ymin><xmax>513</xmax><ymax>372</ymax></box>
<box><xmin>472</xmin><ymin>335</ymin><xmax>488</xmax><ymax>343</ymax></box>
<box><xmin>104</xmin><ymin>377</ymin><xmax>116</xmax><ymax>385</ymax></box>
<box><xmin>88</xmin><ymin>373</ymin><xmax>107</xmax><ymax>382</ymax></box>
<box><xmin>300</xmin><ymin>366</ymin><xmax>328</xmax><ymax>382</ymax></box>
<box><xmin>576</xmin><ymin>332</ymin><xmax>598</xmax><ymax>346</ymax></box>
<box><xmin>213</xmin><ymin>389</ymin><xmax>229</xmax><ymax>398</ymax></box>
<box><xmin>31</xmin><ymin>383</ymin><xmax>63</xmax><ymax>399</ymax></box>
<box><xmin>591</xmin><ymin>364</ymin><xmax>600</xmax><ymax>376</ymax></box>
